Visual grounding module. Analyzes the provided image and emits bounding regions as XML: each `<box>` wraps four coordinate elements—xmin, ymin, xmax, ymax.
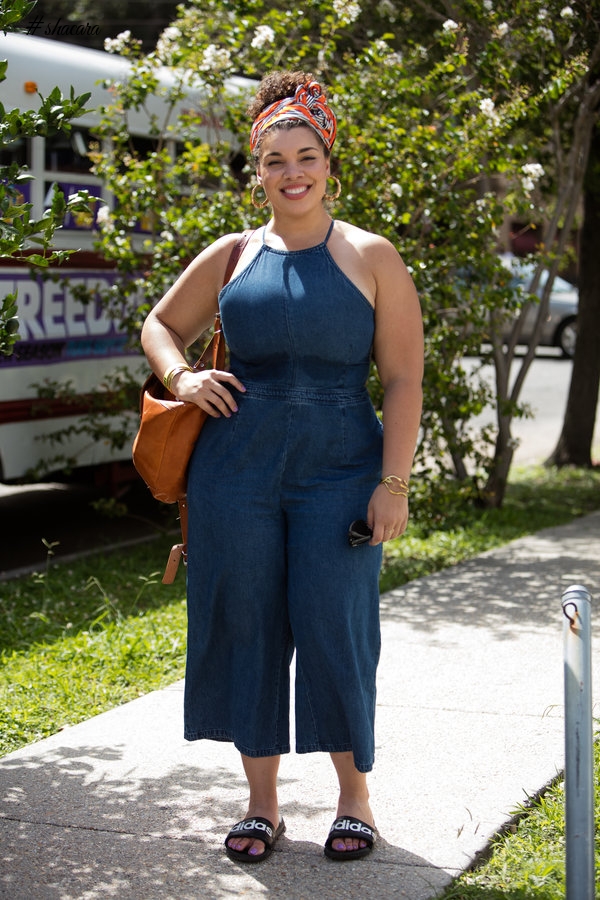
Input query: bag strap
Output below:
<box><xmin>223</xmin><ymin>229</ymin><xmax>252</xmax><ymax>283</ymax></box>
<box><xmin>162</xmin><ymin>498</ymin><xmax>189</xmax><ymax>583</ymax></box>
<box><xmin>191</xmin><ymin>229</ymin><xmax>253</xmax><ymax>374</ymax></box>
<box><xmin>162</xmin><ymin>230</ymin><xmax>253</xmax><ymax>585</ymax></box>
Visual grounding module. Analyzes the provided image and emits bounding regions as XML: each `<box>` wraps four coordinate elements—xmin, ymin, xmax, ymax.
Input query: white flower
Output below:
<box><xmin>374</xmin><ymin>40</ymin><xmax>402</xmax><ymax>66</ymax></box>
<box><xmin>483</xmin><ymin>0</ymin><xmax>493</xmax><ymax>10</ymax></box>
<box><xmin>384</xmin><ymin>51</ymin><xmax>403</xmax><ymax>67</ymax></box>
<box><xmin>199</xmin><ymin>44</ymin><xmax>232</xmax><ymax>73</ymax></box>
<box><xmin>104</xmin><ymin>31</ymin><xmax>132</xmax><ymax>54</ymax></box>
<box><xmin>160</xmin><ymin>26</ymin><xmax>180</xmax><ymax>43</ymax></box>
<box><xmin>496</xmin><ymin>22</ymin><xmax>509</xmax><ymax>38</ymax></box>
<box><xmin>538</xmin><ymin>26</ymin><xmax>554</xmax><ymax>42</ymax></box>
<box><xmin>479</xmin><ymin>97</ymin><xmax>500</xmax><ymax>125</ymax></box>
<box><xmin>95</xmin><ymin>206</ymin><xmax>113</xmax><ymax>231</ymax></box>
<box><xmin>333</xmin><ymin>0</ymin><xmax>361</xmax><ymax>24</ymax></box>
<box><xmin>251</xmin><ymin>25</ymin><xmax>275</xmax><ymax>49</ymax></box>
<box><xmin>390</xmin><ymin>183</ymin><xmax>403</xmax><ymax>198</ymax></box>
<box><xmin>155</xmin><ymin>26</ymin><xmax>180</xmax><ymax>62</ymax></box>
<box><xmin>560</xmin><ymin>5</ymin><xmax>574</xmax><ymax>16</ymax></box>
<box><xmin>521</xmin><ymin>163</ymin><xmax>544</xmax><ymax>193</ymax></box>
<box><xmin>522</xmin><ymin>163</ymin><xmax>544</xmax><ymax>180</ymax></box>
<box><xmin>442</xmin><ymin>19</ymin><xmax>459</xmax><ymax>33</ymax></box>
<box><xmin>377</xmin><ymin>0</ymin><xmax>396</xmax><ymax>20</ymax></box>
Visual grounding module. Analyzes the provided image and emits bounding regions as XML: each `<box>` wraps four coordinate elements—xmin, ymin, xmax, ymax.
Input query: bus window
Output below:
<box><xmin>0</xmin><ymin>137</ymin><xmax>29</xmax><ymax>168</ymax></box>
<box><xmin>130</xmin><ymin>134</ymin><xmax>159</xmax><ymax>157</ymax></box>
<box><xmin>45</xmin><ymin>129</ymin><xmax>94</xmax><ymax>173</ymax></box>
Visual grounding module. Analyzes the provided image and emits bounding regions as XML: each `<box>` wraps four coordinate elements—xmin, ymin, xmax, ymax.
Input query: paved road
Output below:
<box><xmin>467</xmin><ymin>349</ymin><xmax>600</xmax><ymax>465</ymax></box>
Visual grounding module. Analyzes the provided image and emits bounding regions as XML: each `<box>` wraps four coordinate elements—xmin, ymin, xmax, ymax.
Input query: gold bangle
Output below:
<box><xmin>380</xmin><ymin>475</ymin><xmax>410</xmax><ymax>496</ymax></box>
<box><xmin>163</xmin><ymin>364</ymin><xmax>193</xmax><ymax>392</ymax></box>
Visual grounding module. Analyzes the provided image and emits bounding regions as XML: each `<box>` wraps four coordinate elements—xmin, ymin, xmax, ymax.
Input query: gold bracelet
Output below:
<box><xmin>163</xmin><ymin>364</ymin><xmax>193</xmax><ymax>392</ymax></box>
<box><xmin>380</xmin><ymin>475</ymin><xmax>410</xmax><ymax>496</ymax></box>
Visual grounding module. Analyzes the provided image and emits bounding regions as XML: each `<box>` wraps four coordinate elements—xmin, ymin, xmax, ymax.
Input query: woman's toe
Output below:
<box><xmin>247</xmin><ymin>840</ymin><xmax>267</xmax><ymax>857</ymax></box>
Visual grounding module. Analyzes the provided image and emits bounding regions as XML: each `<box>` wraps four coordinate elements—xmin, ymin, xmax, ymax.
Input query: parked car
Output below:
<box><xmin>501</xmin><ymin>257</ymin><xmax>578</xmax><ymax>358</ymax></box>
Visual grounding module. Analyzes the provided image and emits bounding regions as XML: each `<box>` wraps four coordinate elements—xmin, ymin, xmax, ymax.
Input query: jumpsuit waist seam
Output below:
<box><xmin>241</xmin><ymin>383</ymin><xmax>370</xmax><ymax>405</ymax></box>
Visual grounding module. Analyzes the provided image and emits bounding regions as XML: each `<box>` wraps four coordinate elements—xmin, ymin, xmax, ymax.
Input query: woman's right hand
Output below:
<box><xmin>171</xmin><ymin>368</ymin><xmax>246</xmax><ymax>418</ymax></box>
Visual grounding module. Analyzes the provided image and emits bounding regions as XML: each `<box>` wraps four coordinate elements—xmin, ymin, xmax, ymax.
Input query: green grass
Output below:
<box><xmin>0</xmin><ymin>536</ymin><xmax>188</xmax><ymax>753</ymax></box>
<box><xmin>2</xmin><ymin>465</ymin><xmax>599</xmax><ymax>758</ymax></box>
<box><xmin>439</xmin><ymin>748</ymin><xmax>600</xmax><ymax>899</ymax></box>
<box><xmin>1</xmin><ymin>465</ymin><xmax>600</xmax><ymax>896</ymax></box>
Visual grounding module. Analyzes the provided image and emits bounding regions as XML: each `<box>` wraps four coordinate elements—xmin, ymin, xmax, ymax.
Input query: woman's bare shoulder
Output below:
<box><xmin>192</xmin><ymin>230</ymin><xmax>252</xmax><ymax>264</ymax></box>
<box><xmin>183</xmin><ymin>230</ymin><xmax>258</xmax><ymax>283</ymax></box>
<box><xmin>334</xmin><ymin>220</ymin><xmax>400</xmax><ymax>257</ymax></box>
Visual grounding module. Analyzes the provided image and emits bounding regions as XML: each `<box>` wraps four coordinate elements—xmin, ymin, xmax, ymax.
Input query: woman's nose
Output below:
<box><xmin>283</xmin><ymin>160</ymin><xmax>304</xmax><ymax>178</ymax></box>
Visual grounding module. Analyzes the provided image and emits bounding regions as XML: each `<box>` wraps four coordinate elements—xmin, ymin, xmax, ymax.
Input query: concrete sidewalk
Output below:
<box><xmin>1</xmin><ymin>511</ymin><xmax>599</xmax><ymax>899</ymax></box>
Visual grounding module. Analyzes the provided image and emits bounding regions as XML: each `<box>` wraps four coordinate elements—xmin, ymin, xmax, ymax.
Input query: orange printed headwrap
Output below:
<box><xmin>249</xmin><ymin>81</ymin><xmax>337</xmax><ymax>153</ymax></box>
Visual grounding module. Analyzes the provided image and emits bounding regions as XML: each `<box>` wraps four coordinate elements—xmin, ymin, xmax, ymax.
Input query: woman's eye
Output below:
<box><xmin>265</xmin><ymin>155</ymin><xmax>317</xmax><ymax>167</ymax></box>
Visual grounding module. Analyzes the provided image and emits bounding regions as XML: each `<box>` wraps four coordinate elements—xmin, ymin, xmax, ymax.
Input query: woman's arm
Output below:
<box><xmin>367</xmin><ymin>237</ymin><xmax>424</xmax><ymax>544</ymax></box>
<box><xmin>141</xmin><ymin>233</ymin><xmax>247</xmax><ymax>418</ymax></box>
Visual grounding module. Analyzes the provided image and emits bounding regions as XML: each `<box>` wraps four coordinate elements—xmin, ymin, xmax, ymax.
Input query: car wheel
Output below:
<box><xmin>556</xmin><ymin>317</ymin><xmax>577</xmax><ymax>359</ymax></box>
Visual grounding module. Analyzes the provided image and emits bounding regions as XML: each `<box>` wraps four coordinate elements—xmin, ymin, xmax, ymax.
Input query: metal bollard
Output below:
<box><xmin>562</xmin><ymin>585</ymin><xmax>595</xmax><ymax>900</ymax></box>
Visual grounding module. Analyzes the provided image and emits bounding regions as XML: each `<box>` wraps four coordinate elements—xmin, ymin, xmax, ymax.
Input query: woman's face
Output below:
<box><xmin>256</xmin><ymin>125</ymin><xmax>330</xmax><ymax>214</ymax></box>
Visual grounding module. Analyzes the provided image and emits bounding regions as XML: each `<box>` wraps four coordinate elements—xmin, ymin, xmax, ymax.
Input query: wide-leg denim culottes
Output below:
<box><xmin>184</xmin><ymin>226</ymin><xmax>384</xmax><ymax>773</ymax></box>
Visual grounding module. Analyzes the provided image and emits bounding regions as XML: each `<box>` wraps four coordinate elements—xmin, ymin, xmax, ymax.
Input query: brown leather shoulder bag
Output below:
<box><xmin>132</xmin><ymin>231</ymin><xmax>252</xmax><ymax>581</ymax></box>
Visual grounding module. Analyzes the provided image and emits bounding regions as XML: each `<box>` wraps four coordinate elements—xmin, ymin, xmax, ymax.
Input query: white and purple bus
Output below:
<box><xmin>0</xmin><ymin>32</ymin><xmax>249</xmax><ymax>482</ymax></box>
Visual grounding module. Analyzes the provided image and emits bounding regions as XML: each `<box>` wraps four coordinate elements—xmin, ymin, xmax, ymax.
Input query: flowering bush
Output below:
<box><xmin>89</xmin><ymin>0</ymin><xmax>598</xmax><ymax>508</ymax></box>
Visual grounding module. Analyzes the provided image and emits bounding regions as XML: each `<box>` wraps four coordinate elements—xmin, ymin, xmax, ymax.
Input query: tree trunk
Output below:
<box><xmin>547</xmin><ymin>125</ymin><xmax>600</xmax><ymax>468</ymax></box>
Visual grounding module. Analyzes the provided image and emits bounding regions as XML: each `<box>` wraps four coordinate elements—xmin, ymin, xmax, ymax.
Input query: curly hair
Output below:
<box><xmin>247</xmin><ymin>71</ymin><xmax>334</xmax><ymax>160</ymax></box>
<box><xmin>247</xmin><ymin>71</ymin><xmax>315</xmax><ymax>121</ymax></box>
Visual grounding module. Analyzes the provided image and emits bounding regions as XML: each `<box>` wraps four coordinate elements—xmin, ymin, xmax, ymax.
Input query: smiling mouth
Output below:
<box><xmin>282</xmin><ymin>185</ymin><xmax>310</xmax><ymax>197</ymax></box>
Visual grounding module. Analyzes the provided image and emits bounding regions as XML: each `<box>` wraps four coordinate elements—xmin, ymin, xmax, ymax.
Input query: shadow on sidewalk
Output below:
<box><xmin>381</xmin><ymin>514</ymin><xmax>600</xmax><ymax>639</ymax></box>
<box><xmin>0</xmin><ymin>742</ymin><xmax>451</xmax><ymax>899</ymax></box>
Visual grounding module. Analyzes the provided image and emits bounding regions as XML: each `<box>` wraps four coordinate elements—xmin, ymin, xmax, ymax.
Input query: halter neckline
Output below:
<box><xmin>262</xmin><ymin>219</ymin><xmax>335</xmax><ymax>252</ymax></box>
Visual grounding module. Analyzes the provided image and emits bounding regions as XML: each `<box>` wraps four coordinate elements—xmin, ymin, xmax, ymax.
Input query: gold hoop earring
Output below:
<box><xmin>324</xmin><ymin>175</ymin><xmax>342</xmax><ymax>202</ymax></box>
<box><xmin>251</xmin><ymin>184</ymin><xmax>270</xmax><ymax>209</ymax></box>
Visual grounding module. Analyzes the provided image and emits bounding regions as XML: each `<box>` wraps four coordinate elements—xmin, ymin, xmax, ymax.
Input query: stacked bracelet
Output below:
<box><xmin>380</xmin><ymin>475</ymin><xmax>410</xmax><ymax>497</ymax></box>
<box><xmin>162</xmin><ymin>364</ymin><xmax>193</xmax><ymax>392</ymax></box>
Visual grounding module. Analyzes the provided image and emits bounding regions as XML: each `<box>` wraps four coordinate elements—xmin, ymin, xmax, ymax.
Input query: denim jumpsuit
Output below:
<box><xmin>184</xmin><ymin>221</ymin><xmax>384</xmax><ymax>773</ymax></box>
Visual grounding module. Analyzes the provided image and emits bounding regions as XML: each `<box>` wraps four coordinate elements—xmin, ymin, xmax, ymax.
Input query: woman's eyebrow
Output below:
<box><xmin>263</xmin><ymin>145</ymin><xmax>320</xmax><ymax>160</ymax></box>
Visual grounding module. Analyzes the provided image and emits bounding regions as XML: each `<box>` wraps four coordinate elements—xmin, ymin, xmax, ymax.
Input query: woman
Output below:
<box><xmin>141</xmin><ymin>71</ymin><xmax>423</xmax><ymax>863</ymax></box>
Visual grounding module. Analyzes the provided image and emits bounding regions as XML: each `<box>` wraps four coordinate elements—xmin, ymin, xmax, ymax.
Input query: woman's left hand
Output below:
<box><xmin>366</xmin><ymin>483</ymin><xmax>409</xmax><ymax>545</ymax></box>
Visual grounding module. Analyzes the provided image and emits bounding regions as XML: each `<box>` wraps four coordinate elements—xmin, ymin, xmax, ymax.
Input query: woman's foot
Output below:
<box><xmin>330</xmin><ymin>798</ymin><xmax>375</xmax><ymax>853</ymax></box>
<box><xmin>329</xmin><ymin>752</ymin><xmax>375</xmax><ymax>855</ymax></box>
<box><xmin>226</xmin><ymin>755</ymin><xmax>282</xmax><ymax>860</ymax></box>
<box><xmin>225</xmin><ymin>803</ymin><xmax>280</xmax><ymax>859</ymax></box>
<box><xmin>225</xmin><ymin>811</ymin><xmax>285</xmax><ymax>863</ymax></box>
